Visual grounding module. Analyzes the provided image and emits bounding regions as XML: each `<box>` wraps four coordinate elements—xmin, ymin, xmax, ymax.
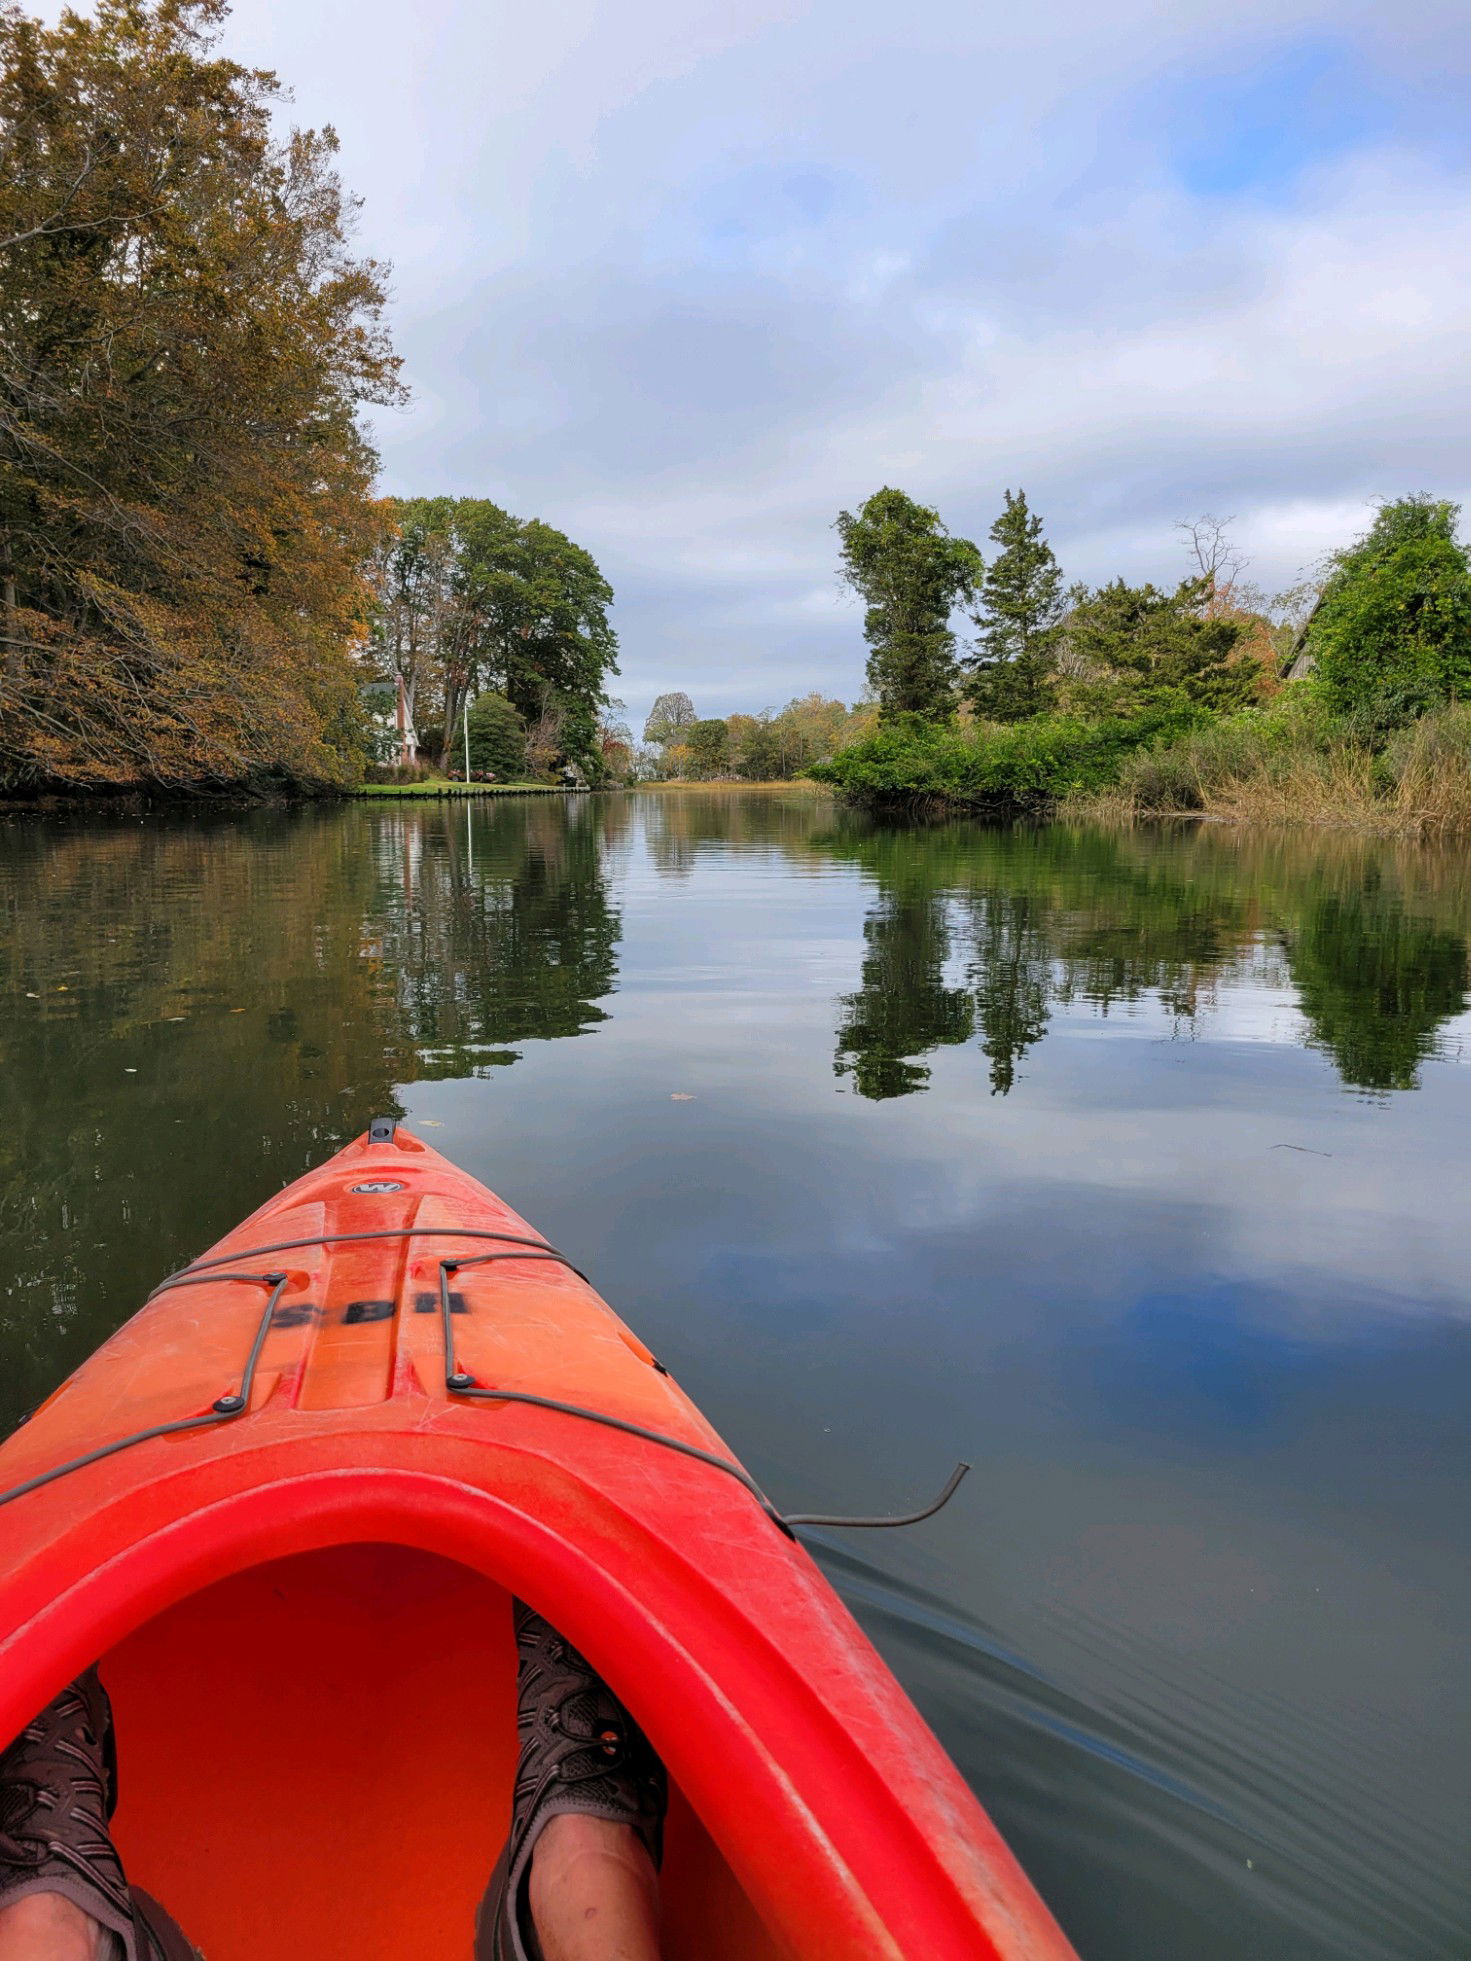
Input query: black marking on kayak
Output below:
<box><xmin>416</xmin><ymin>1289</ymin><xmax>467</xmax><ymax>1315</ymax></box>
<box><xmin>343</xmin><ymin>1298</ymin><xmax>395</xmax><ymax>1324</ymax></box>
<box><xmin>269</xmin><ymin>1294</ymin><xmax>468</xmax><ymax>1327</ymax></box>
<box><xmin>271</xmin><ymin>1302</ymin><xmax>322</xmax><ymax>1328</ymax></box>
<box><xmin>350</xmin><ymin>1180</ymin><xmax>405</xmax><ymax>1194</ymax></box>
<box><xmin>0</xmin><ymin>1273</ymin><xmax>288</xmax><ymax>1513</ymax></box>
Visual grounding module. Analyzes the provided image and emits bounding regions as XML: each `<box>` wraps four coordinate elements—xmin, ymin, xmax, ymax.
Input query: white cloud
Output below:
<box><xmin>186</xmin><ymin>0</ymin><xmax>1471</xmax><ymax>722</ymax></box>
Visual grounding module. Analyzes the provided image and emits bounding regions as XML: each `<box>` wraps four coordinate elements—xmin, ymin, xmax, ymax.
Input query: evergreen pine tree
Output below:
<box><xmin>966</xmin><ymin>490</ymin><xmax>1063</xmax><ymax>722</ymax></box>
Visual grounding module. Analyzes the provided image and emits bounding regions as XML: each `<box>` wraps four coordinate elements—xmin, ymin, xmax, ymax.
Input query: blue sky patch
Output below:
<box><xmin>1163</xmin><ymin>39</ymin><xmax>1393</xmax><ymax>201</ymax></box>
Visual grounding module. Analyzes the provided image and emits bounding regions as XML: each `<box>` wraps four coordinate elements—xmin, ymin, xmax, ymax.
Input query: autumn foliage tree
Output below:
<box><xmin>0</xmin><ymin>0</ymin><xmax>403</xmax><ymax>791</ymax></box>
<box><xmin>727</xmin><ymin>693</ymin><xmax>875</xmax><ymax>778</ymax></box>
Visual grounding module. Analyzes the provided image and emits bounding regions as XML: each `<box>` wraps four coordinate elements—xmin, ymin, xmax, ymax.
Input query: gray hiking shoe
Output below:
<box><xmin>477</xmin><ymin>1601</ymin><xmax>667</xmax><ymax>1961</ymax></box>
<box><xmin>0</xmin><ymin>1668</ymin><xmax>136</xmax><ymax>1947</ymax></box>
<box><xmin>0</xmin><ymin>1671</ymin><xmax>199</xmax><ymax>1961</ymax></box>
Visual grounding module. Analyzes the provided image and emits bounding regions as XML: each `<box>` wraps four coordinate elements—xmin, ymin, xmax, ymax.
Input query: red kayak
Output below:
<box><xmin>0</xmin><ymin>1122</ymin><xmax>1074</xmax><ymax>1959</ymax></box>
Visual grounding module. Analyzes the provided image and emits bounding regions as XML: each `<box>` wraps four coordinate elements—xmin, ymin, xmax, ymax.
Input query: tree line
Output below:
<box><xmin>638</xmin><ymin>689</ymin><xmax>875</xmax><ymax>780</ymax></box>
<box><xmin>0</xmin><ymin>1</ymin><xmax>617</xmax><ymax>795</ymax></box>
<box><xmin>834</xmin><ymin>485</ymin><xmax>1294</xmax><ymax>726</ymax></box>
<box><xmin>820</xmin><ymin>481</ymin><xmax>1471</xmax><ymax>814</ymax></box>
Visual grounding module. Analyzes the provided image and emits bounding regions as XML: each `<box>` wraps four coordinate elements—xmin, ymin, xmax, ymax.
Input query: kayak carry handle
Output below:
<box><xmin>783</xmin><ymin>1461</ymin><xmax>971</xmax><ymax>1530</ymax></box>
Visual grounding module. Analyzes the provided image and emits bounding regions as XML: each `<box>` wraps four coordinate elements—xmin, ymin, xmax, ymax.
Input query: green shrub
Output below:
<box><xmin>1308</xmin><ymin>496</ymin><xmax>1471</xmax><ymax>718</ymax></box>
<box><xmin>452</xmin><ymin>692</ymin><xmax>527</xmax><ymax>779</ymax></box>
<box><xmin>1110</xmin><ymin>687</ymin><xmax>1335</xmax><ymax>807</ymax></box>
<box><xmin>809</xmin><ymin>708</ymin><xmax>1196</xmax><ymax>810</ymax></box>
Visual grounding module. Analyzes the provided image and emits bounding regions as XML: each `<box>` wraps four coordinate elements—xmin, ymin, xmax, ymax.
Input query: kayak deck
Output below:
<box><xmin>0</xmin><ymin>1126</ymin><xmax>1076</xmax><ymax>1960</ymax></box>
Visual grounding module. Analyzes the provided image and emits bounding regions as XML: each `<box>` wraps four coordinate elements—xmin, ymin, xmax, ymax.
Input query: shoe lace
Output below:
<box><xmin>0</xmin><ymin>1780</ymin><xmax>48</xmax><ymax>1868</ymax></box>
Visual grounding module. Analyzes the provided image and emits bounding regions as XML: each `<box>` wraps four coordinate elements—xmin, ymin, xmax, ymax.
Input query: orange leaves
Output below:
<box><xmin>0</xmin><ymin>0</ymin><xmax>400</xmax><ymax>792</ymax></box>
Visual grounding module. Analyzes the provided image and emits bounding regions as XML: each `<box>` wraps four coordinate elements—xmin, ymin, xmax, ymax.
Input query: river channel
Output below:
<box><xmin>3</xmin><ymin>789</ymin><xmax>1468</xmax><ymax>1959</ymax></box>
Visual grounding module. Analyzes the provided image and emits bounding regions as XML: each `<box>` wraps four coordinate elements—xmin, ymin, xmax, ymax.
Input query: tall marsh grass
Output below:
<box><xmin>1081</xmin><ymin>697</ymin><xmax>1471</xmax><ymax>833</ymax></box>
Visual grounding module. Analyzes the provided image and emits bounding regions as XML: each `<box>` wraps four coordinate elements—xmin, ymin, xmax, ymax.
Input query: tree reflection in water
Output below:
<box><xmin>820</xmin><ymin>819</ymin><xmax>1470</xmax><ymax>1100</ymax></box>
<box><xmin>0</xmin><ymin>796</ymin><xmax>628</xmax><ymax>1429</ymax></box>
<box><xmin>3</xmin><ymin>792</ymin><xmax>1467</xmax><ymax>1433</ymax></box>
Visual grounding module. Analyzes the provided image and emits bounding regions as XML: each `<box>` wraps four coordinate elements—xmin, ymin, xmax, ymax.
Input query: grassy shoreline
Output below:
<box><xmin>812</xmin><ymin>699</ymin><xmax>1471</xmax><ymax>835</ymax></box>
<box><xmin>1066</xmin><ymin>702</ymin><xmax>1471</xmax><ymax>835</ymax></box>
<box><xmin>627</xmin><ymin>778</ymin><xmax>828</xmax><ymax>792</ymax></box>
<box><xmin>350</xmin><ymin>780</ymin><xmax>577</xmax><ymax>799</ymax></box>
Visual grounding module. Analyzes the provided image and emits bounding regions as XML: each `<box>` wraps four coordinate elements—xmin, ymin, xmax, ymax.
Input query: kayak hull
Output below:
<box><xmin>0</xmin><ymin>1127</ymin><xmax>1074</xmax><ymax>1960</ymax></box>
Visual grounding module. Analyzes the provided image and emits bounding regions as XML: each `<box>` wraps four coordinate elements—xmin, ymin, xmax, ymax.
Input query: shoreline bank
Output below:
<box><xmin>350</xmin><ymin>782</ymin><xmax>581</xmax><ymax>799</ymax></box>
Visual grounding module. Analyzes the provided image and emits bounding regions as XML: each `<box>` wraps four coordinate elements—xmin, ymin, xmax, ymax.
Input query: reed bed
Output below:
<box><xmin>1074</xmin><ymin>702</ymin><xmax>1471</xmax><ymax>835</ymax></box>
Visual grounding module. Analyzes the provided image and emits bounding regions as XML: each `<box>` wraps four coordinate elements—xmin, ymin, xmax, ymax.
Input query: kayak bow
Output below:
<box><xmin>0</xmin><ymin>1123</ymin><xmax>1074</xmax><ymax>1960</ymax></box>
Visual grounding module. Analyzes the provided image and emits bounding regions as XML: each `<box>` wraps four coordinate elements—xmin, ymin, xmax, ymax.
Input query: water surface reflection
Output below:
<box><xmin>3</xmin><ymin>791</ymin><xmax>1468</xmax><ymax>1960</ymax></box>
<box><xmin>817</xmin><ymin>820</ymin><xmax>1470</xmax><ymax>1099</ymax></box>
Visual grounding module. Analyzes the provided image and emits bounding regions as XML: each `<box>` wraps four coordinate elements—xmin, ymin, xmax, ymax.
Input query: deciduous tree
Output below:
<box><xmin>367</xmin><ymin>500</ymin><xmax>457</xmax><ymax>759</ymax></box>
<box><xmin>644</xmin><ymin>692</ymin><xmax>697</xmax><ymax>746</ymax></box>
<box><xmin>368</xmin><ymin>498</ymin><xmax>618</xmax><ymax>779</ymax></box>
<box><xmin>685</xmin><ymin>717</ymin><xmax>730</xmax><ymax>778</ymax></box>
<box><xmin>722</xmin><ymin>694</ymin><xmax>876</xmax><ymax>779</ymax></box>
<box><xmin>0</xmin><ymin>0</ymin><xmax>403</xmax><ymax>790</ymax></box>
<box><xmin>1305</xmin><ymin>496</ymin><xmax>1471</xmax><ymax>723</ymax></box>
<box><xmin>1176</xmin><ymin>513</ymin><xmax>1249</xmax><ymax>613</ymax></box>
<box><xmin>836</xmin><ymin>488</ymin><xmax>981</xmax><ymax>720</ymax></box>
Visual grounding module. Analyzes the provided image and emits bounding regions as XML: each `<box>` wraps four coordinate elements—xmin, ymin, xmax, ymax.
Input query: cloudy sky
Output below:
<box><xmin>214</xmin><ymin>0</ymin><xmax>1469</xmax><ymax>729</ymax></box>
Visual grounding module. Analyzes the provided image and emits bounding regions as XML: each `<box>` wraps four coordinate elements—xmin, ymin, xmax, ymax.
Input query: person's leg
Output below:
<box><xmin>477</xmin><ymin>1603</ymin><xmax>667</xmax><ymax>1961</ymax></box>
<box><xmin>0</xmin><ymin>1890</ymin><xmax>111</xmax><ymax>1960</ymax></box>
<box><xmin>0</xmin><ymin>1672</ymin><xmax>200</xmax><ymax>1961</ymax></box>
<box><xmin>0</xmin><ymin>1670</ymin><xmax>135</xmax><ymax>1959</ymax></box>
<box><xmin>528</xmin><ymin>1814</ymin><xmax>660</xmax><ymax>1961</ymax></box>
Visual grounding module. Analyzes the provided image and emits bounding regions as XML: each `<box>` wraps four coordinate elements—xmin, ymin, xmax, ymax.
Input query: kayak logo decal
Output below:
<box><xmin>351</xmin><ymin>1180</ymin><xmax>405</xmax><ymax>1193</ymax></box>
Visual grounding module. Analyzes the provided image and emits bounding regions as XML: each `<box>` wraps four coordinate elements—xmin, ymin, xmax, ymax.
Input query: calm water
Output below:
<box><xmin>3</xmin><ymin>791</ymin><xmax>1469</xmax><ymax>1959</ymax></box>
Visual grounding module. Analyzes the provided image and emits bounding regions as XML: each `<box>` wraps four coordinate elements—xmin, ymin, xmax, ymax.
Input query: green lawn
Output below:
<box><xmin>351</xmin><ymin>780</ymin><xmax>572</xmax><ymax>799</ymax></box>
